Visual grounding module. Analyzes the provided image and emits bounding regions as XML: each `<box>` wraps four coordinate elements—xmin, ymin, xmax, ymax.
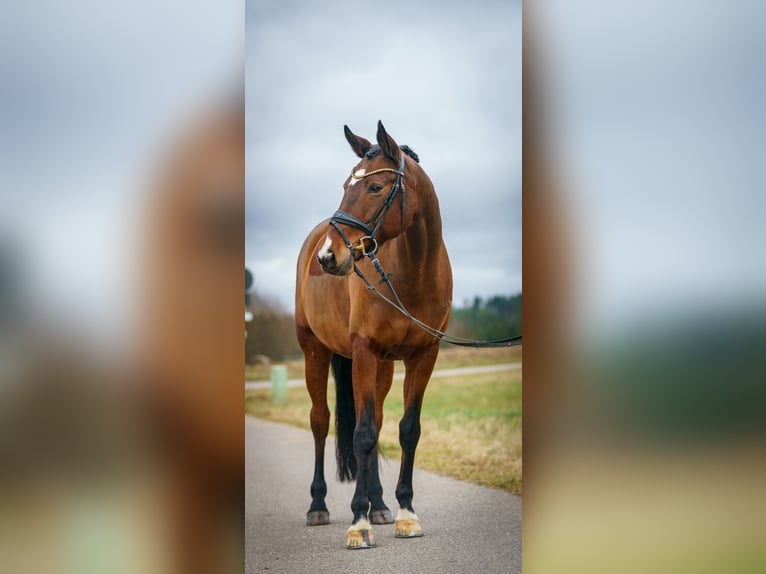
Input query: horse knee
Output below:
<box><xmin>353</xmin><ymin>417</ymin><xmax>378</xmax><ymax>456</ymax></box>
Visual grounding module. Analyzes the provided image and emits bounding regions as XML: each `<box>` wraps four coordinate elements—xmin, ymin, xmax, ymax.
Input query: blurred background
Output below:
<box><xmin>1</xmin><ymin>0</ymin><xmax>765</xmax><ymax>573</ymax></box>
<box><xmin>1</xmin><ymin>1</ymin><xmax>243</xmax><ymax>573</ymax></box>
<box><xmin>524</xmin><ymin>1</ymin><xmax>766</xmax><ymax>573</ymax></box>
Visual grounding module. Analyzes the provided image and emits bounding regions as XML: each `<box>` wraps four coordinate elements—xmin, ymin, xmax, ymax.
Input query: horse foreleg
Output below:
<box><xmin>368</xmin><ymin>360</ymin><xmax>394</xmax><ymax>525</ymax></box>
<box><xmin>395</xmin><ymin>344</ymin><xmax>439</xmax><ymax>538</ymax></box>
<box><xmin>346</xmin><ymin>339</ymin><xmax>381</xmax><ymax>549</ymax></box>
<box><xmin>300</xmin><ymin>332</ymin><xmax>332</xmax><ymax>526</ymax></box>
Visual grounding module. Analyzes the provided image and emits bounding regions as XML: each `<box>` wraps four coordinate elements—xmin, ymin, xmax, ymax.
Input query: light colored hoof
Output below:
<box><xmin>394</xmin><ymin>518</ymin><xmax>423</xmax><ymax>538</ymax></box>
<box><xmin>306</xmin><ymin>510</ymin><xmax>330</xmax><ymax>526</ymax></box>
<box><xmin>369</xmin><ymin>508</ymin><xmax>393</xmax><ymax>524</ymax></box>
<box><xmin>346</xmin><ymin>519</ymin><xmax>376</xmax><ymax>549</ymax></box>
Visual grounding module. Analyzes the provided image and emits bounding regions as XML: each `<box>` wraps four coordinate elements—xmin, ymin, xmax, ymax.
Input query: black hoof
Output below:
<box><xmin>306</xmin><ymin>510</ymin><xmax>330</xmax><ymax>526</ymax></box>
<box><xmin>369</xmin><ymin>508</ymin><xmax>394</xmax><ymax>524</ymax></box>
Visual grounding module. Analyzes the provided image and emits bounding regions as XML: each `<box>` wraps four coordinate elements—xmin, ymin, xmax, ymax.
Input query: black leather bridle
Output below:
<box><xmin>324</xmin><ymin>152</ymin><xmax>522</xmax><ymax>348</ymax></box>
<box><xmin>328</xmin><ymin>154</ymin><xmax>406</xmax><ymax>258</ymax></box>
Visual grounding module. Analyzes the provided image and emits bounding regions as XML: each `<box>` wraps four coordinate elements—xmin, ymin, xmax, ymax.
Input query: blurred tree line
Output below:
<box><xmin>245</xmin><ymin>289</ymin><xmax>301</xmax><ymax>363</ymax></box>
<box><xmin>446</xmin><ymin>293</ymin><xmax>522</xmax><ymax>342</ymax></box>
<box><xmin>245</xmin><ymin>289</ymin><xmax>521</xmax><ymax>363</ymax></box>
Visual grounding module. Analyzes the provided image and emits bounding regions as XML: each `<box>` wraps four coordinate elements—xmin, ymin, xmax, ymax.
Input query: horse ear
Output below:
<box><xmin>376</xmin><ymin>120</ymin><xmax>401</xmax><ymax>165</ymax></box>
<box><xmin>344</xmin><ymin>125</ymin><xmax>372</xmax><ymax>158</ymax></box>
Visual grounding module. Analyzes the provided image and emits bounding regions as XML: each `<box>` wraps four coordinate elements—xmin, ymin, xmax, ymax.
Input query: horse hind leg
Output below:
<box><xmin>367</xmin><ymin>454</ymin><xmax>393</xmax><ymax>524</ymax></box>
<box><xmin>299</xmin><ymin>330</ymin><xmax>333</xmax><ymax>526</ymax></box>
<box><xmin>368</xmin><ymin>359</ymin><xmax>394</xmax><ymax>525</ymax></box>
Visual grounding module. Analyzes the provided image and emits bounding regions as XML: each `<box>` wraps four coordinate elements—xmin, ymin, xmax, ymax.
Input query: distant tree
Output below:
<box><xmin>245</xmin><ymin>289</ymin><xmax>301</xmax><ymax>362</ymax></box>
<box><xmin>446</xmin><ymin>293</ymin><xmax>521</xmax><ymax>342</ymax></box>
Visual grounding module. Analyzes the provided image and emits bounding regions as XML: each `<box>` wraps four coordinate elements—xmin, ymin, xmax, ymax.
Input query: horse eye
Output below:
<box><xmin>367</xmin><ymin>184</ymin><xmax>382</xmax><ymax>194</ymax></box>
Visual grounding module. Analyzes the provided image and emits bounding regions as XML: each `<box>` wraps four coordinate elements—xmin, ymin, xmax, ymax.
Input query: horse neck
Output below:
<box><xmin>393</xmin><ymin>187</ymin><xmax>444</xmax><ymax>279</ymax></box>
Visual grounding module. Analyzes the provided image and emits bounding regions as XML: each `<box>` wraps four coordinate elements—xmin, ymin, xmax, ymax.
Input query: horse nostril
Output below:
<box><xmin>318</xmin><ymin>250</ymin><xmax>336</xmax><ymax>267</ymax></box>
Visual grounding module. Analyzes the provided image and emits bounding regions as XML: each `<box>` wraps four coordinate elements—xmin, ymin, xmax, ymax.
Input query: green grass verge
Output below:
<box><xmin>245</xmin><ymin>346</ymin><xmax>521</xmax><ymax>381</ymax></box>
<box><xmin>245</xmin><ymin>366</ymin><xmax>522</xmax><ymax>494</ymax></box>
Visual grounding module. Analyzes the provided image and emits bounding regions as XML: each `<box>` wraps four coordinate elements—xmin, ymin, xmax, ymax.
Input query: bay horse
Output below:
<box><xmin>295</xmin><ymin>121</ymin><xmax>453</xmax><ymax>549</ymax></box>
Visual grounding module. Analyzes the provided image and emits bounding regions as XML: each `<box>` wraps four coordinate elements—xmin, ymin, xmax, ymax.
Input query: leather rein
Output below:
<box><xmin>328</xmin><ymin>155</ymin><xmax>522</xmax><ymax>348</ymax></box>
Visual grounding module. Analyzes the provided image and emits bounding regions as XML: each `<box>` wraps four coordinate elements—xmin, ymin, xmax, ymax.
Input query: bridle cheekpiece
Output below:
<box><xmin>329</xmin><ymin>154</ymin><xmax>406</xmax><ymax>258</ymax></box>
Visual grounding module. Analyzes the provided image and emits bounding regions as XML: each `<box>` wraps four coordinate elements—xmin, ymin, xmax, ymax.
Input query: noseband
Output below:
<box><xmin>329</xmin><ymin>154</ymin><xmax>406</xmax><ymax>256</ymax></box>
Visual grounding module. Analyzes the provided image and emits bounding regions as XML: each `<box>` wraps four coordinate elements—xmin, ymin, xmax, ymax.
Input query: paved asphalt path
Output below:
<box><xmin>245</xmin><ymin>416</ymin><xmax>522</xmax><ymax>573</ymax></box>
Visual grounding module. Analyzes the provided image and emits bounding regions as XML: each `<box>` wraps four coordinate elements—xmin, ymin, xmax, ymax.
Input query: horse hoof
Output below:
<box><xmin>369</xmin><ymin>508</ymin><xmax>393</xmax><ymax>524</ymax></box>
<box><xmin>395</xmin><ymin>518</ymin><xmax>423</xmax><ymax>538</ymax></box>
<box><xmin>346</xmin><ymin>520</ymin><xmax>376</xmax><ymax>549</ymax></box>
<box><xmin>306</xmin><ymin>510</ymin><xmax>330</xmax><ymax>526</ymax></box>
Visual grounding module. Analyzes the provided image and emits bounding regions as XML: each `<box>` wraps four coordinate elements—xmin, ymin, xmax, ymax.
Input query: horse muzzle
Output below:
<box><xmin>317</xmin><ymin>249</ymin><xmax>354</xmax><ymax>276</ymax></box>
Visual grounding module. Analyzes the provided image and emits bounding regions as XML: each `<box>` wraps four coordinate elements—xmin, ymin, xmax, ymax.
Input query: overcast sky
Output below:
<box><xmin>536</xmin><ymin>0</ymin><xmax>766</xmax><ymax>336</ymax></box>
<box><xmin>245</xmin><ymin>0</ymin><xmax>522</xmax><ymax>312</ymax></box>
<box><xmin>1</xmin><ymin>0</ymin><xmax>241</xmax><ymax>347</ymax></box>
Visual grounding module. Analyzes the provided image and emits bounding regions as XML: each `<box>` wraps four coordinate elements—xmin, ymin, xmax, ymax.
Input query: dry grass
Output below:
<box><xmin>245</xmin><ymin>361</ymin><xmax>304</xmax><ymax>382</ymax></box>
<box><xmin>245</xmin><ymin>365</ymin><xmax>522</xmax><ymax>494</ymax></box>
<box><xmin>245</xmin><ymin>345</ymin><xmax>522</xmax><ymax>381</ymax></box>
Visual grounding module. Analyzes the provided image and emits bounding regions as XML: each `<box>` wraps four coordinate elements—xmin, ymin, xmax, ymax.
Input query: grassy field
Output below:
<box><xmin>245</xmin><ymin>347</ymin><xmax>522</xmax><ymax>493</ymax></box>
<box><xmin>245</xmin><ymin>345</ymin><xmax>522</xmax><ymax>381</ymax></box>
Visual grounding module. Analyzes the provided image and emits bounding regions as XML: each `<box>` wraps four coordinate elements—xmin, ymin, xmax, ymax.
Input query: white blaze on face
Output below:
<box><xmin>318</xmin><ymin>235</ymin><xmax>333</xmax><ymax>260</ymax></box>
<box><xmin>349</xmin><ymin>168</ymin><xmax>366</xmax><ymax>186</ymax></box>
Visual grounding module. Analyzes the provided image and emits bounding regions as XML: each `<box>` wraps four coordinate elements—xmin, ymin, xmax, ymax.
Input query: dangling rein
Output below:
<box><xmin>352</xmin><ymin>250</ymin><xmax>522</xmax><ymax>348</ymax></box>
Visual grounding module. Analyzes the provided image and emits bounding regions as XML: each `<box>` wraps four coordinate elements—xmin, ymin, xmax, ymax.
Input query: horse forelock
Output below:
<box><xmin>364</xmin><ymin>146</ymin><xmax>381</xmax><ymax>160</ymax></box>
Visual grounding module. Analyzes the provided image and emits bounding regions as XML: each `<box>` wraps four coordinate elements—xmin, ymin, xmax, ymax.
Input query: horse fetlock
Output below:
<box><xmin>310</xmin><ymin>480</ymin><xmax>327</xmax><ymax>499</ymax></box>
<box><xmin>395</xmin><ymin>485</ymin><xmax>414</xmax><ymax>509</ymax></box>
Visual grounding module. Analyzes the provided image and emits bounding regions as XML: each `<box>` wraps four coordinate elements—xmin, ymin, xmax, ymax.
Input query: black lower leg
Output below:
<box><xmin>395</xmin><ymin>399</ymin><xmax>422</xmax><ymax>511</ymax></box>
<box><xmin>367</xmin><ymin>450</ymin><xmax>388</xmax><ymax>510</ymax></box>
<box><xmin>350</xmin><ymin>400</ymin><xmax>378</xmax><ymax>523</ymax></box>
<box><xmin>308</xmin><ymin>402</ymin><xmax>330</xmax><ymax>518</ymax></box>
<box><xmin>309</xmin><ymin>453</ymin><xmax>328</xmax><ymax>512</ymax></box>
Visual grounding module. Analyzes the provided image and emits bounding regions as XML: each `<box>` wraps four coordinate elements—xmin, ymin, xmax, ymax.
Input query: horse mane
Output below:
<box><xmin>400</xmin><ymin>145</ymin><xmax>420</xmax><ymax>163</ymax></box>
<box><xmin>364</xmin><ymin>144</ymin><xmax>420</xmax><ymax>164</ymax></box>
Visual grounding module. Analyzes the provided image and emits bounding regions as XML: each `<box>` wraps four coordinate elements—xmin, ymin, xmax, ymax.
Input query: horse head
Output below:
<box><xmin>317</xmin><ymin>121</ymin><xmax>420</xmax><ymax>276</ymax></box>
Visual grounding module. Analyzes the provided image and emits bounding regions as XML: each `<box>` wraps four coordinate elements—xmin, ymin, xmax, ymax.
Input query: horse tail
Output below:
<box><xmin>332</xmin><ymin>353</ymin><xmax>357</xmax><ymax>482</ymax></box>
